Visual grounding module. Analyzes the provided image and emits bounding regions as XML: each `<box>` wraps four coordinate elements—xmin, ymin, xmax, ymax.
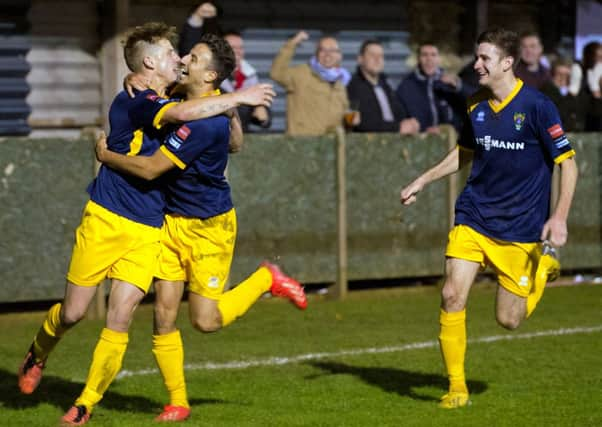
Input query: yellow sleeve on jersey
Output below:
<box><xmin>160</xmin><ymin>145</ymin><xmax>186</xmax><ymax>169</ymax></box>
<box><xmin>153</xmin><ymin>102</ymin><xmax>178</xmax><ymax>130</ymax></box>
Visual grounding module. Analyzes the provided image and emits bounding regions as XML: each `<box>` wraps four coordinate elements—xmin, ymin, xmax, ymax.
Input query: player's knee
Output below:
<box><xmin>496</xmin><ymin>312</ymin><xmax>522</xmax><ymax>330</ymax></box>
<box><xmin>441</xmin><ymin>282</ymin><xmax>466</xmax><ymax>311</ymax></box>
<box><xmin>191</xmin><ymin>313</ymin><xmax>222</xmax><ymax>333</ymax></box>
<box><xmin>60</xmin><ymin>306</ymin><xmax>86</xmax><ymax>326</ymax></box>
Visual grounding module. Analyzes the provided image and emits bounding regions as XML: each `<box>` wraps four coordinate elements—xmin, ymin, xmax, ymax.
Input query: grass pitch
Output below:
<box><xmin>1</xmin><ymin>282</ymin><xmax>601</xmax><ymax>426</ymax></box>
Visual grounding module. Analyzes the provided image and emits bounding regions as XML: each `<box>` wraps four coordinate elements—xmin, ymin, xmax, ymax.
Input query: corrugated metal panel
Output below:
<box><xmin>26</xmin><ymin>0</ymin><xmax>101</xmax><ymax>130</ymax></box>
<box><xmin>0</xmin><ymin>23</ymin><xmax>32</xmax><ymax>136</ymax></box>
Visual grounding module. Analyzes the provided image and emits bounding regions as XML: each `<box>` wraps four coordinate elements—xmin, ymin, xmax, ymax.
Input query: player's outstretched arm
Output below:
<box><xmin>159</xmin><ymin>84</ymin><xmax>276</xmax><ymax>126</ymax></box>
<box><xmin>95</xmin><ymin>132</ymin><xmax>175</xmax><ymax>180</ymax></box>
<box><xmin>122</xmin><ymin>72</ymin><xmax>275</xmax><ymax>126</ymax></box>
<box><xmin>540</xmin><ymin>156</ymin><xmax>578</xmax><ymax>247</ymax></box>
<box><xmin>400</xmin><ymin>146</ymin><xmax>472</xmax><ymax>205</ymax></box>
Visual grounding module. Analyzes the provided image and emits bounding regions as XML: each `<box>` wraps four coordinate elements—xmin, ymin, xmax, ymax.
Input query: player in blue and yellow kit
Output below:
<box><xmin>17</xmin><ymin>22</ymin><xmax>275</xmax><ymax>425</ymax></box>
<box><xmin>95</xmin><ymin>34</ymin><xmax>306</xmax><ymax>423</ymax></box>
<box><xmin>401</xmin><ymin>28</ymin><xmax>578</xmax><ymax>408</ymax></box>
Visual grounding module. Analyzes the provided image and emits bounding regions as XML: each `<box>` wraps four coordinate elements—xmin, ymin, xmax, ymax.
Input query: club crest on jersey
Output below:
<box><xmin>476</xmin><ymin>111</ymin><xmax>485</xmax><ymax>122</ymax></box>
<box><xmin>513</xmin><ymin>112</ymin><xmax>526</xmax><ymax>131</ymax></box>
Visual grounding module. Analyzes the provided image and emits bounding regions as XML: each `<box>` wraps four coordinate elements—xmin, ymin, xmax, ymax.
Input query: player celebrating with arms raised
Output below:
<box><xmin>400</xmin><ymin>28</ymin><xmax>578</xmax><ymax>409</ymax></box>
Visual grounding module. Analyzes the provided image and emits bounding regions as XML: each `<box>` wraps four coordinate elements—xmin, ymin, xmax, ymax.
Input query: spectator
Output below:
<box><xmin>178</xmin><ymin>2</ymin><xmax>222</xmax><ymax>56</ymax></box>
<box><xmin>585</xmin><ymin>42</ymin><xmax>602</xmax><ymax>98</ymax></box>
<box><xmin>515</xmin><ymin>32</ymin><xmax>550</xmax><ymax>89</ymax></box>
<box><xmin>541</xmin><ymin>59</ymin><xmax>586</xmax><ymax>131</ymax></box>
<box><xmin>221</xmin><ymin>31</ymin><xmax>271</xmax><ymax>132</ymax></box>
<box><xmin>347</xmin><ymin>39</ymin><xmax>419</xmax><ymax>134</ymax></box>
<box><xmin>270</xmin><ymin>31</ymin><xmax>351</xmax><ymax>136</ymax></box>
<box><xmin>395</xmin><ymin>43</ymin><xmax>463</xmax><ymax>133</ymax></box>
<box><xmin>582</xmin><ymin>41</ymin><xmax>602</xmax><ymax>131</ymax></box>
<box><xmin>568</xmin><ymin>41</ymin><xmax>599</xmax><ymax>97</ymax></box>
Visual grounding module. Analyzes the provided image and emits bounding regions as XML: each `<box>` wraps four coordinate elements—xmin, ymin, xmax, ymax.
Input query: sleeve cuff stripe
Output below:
<box><xmin>153</xmin><ymin>102</ymin><xmax>177</xmax><ymax>129</ymax></box>
<box><xmin>554</xmin><ymin>149</ymin><xmax>575</xmax><ymax>164</ymax></box>
<box><xmin>160</xmin><ymin>145</ymin><xmax>187</xmax><ymax>169</ymax></box>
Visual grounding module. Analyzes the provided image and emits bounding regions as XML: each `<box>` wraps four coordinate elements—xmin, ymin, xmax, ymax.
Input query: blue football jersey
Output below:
<box><xmin>455</xmin><ymin>80</ymin><xmax>575</xmax><ymax>242</ymax></box>
<box><xmin>159</xmin><ymin>115</ymin><xmax>233</xmax><ymax>219</ymax></box>
<box><xmin>87</xmin><ymin>89</ymin><xmax>177</xmax><ymax>227</ymax></box>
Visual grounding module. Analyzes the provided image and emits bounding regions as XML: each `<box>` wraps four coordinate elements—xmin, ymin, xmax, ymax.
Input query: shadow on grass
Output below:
<box><xmin>306</xmin><ymin>361</ymin><xmax>487</xmax><ymax>402</ymax></box>
<box><xmin>0</xmin><ymin>368</ymin><xmax>231</xmax><ymax>414</ymax></box>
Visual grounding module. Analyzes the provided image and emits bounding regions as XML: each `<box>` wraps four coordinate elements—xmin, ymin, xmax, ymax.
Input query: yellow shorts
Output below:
<box><xmin>446</xmin><ymin>225</ymin><xmax>541</xmax><ymax>297</ymax></box>
<box><xmin>155</xmin><ymin>209</ymin><xmax>237</xmax><ymax>300</ymax></box>
<box><xmin>66</xmin><ymin>200</ymin><xmax>161</xmax><ymax>292</ymax></box>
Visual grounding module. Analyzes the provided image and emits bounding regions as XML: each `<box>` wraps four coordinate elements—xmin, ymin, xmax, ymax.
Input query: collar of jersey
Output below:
<box><xmin>199</xmin><ymin>89</ymin><xmax>221</xmax><ymax>98</ymax></box>
<box><xmin>487</xmin><ymin>79</ymin><xmax>523</xmax><ymax>114</ymax></box>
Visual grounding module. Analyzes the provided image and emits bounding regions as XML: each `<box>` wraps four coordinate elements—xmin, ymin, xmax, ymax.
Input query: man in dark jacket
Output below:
<box><xmin>396</xmin><ymin>43</ymin><xmax>464</xmax><ymax>133</ymax></box>
<box><xmin>347</xmin><ymin>39</ymin><xmax>419</xmax><ymax>134</ymax></box>
<box><xmin>540</xmin><ymin>59</ymin><xmax>586</xmax><ymax>131</ymax></box>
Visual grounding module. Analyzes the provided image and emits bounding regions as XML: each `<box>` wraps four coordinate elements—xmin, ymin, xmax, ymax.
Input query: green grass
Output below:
<box><xmin>1</xmin><ymin>283</ymin><xmax>601</xmax><ymax>426</ymax></box>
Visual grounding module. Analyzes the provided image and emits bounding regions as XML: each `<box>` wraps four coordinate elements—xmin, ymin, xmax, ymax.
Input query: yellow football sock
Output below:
<box><xmin>439</xmin><ymin>309</ymin><xmax>468</xmax><ymax>394</ymax></box>
<box><xmin>32</xmin><ymin>303</ymin><xmax>71</xmax><ymax>363</ymax></box>
<box><xmin>75</xmin><ymin>328</ymin><xmax>128</xmax><ymax>413</ymax></box>
<box><xmin>217</xmin><ymin>267</ymin><xmax>272</xmax><ymax>327</ymax></box>
<box><xmin>153</xmin><ymin>330</ymin><xmax>189</xmax><ymax>408</ymax></box>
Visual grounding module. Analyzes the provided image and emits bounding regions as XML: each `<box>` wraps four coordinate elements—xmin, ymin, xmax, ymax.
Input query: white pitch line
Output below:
<box><xmin>114</xmin><ymin>325</ymin><xmax>602</xmax><ymax>380</ymax></box>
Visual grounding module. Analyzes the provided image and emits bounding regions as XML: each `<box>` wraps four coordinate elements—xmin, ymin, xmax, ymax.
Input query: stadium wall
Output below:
<box><xmin>0</xmin><ymin>133</ymin><xmax>599</xmax><ymax>302</ymax></box>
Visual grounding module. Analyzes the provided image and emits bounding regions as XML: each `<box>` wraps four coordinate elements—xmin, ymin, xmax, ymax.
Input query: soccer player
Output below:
<box><xmin>400</xmin><ymin>28</ymin><xmax>578</xmax><ymax>409</ymax></box>
<box><xmin>95</xmin><ymin>34</ymin><xmax>307</xmax><ymax>422</ymax></box>
<box><xmin>16</xmin><ymin>22</ymin><xmax>274</xmax><ymax>425</ymax></box>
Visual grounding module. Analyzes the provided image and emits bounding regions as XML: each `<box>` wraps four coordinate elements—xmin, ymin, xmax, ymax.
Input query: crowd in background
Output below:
<box><xmin>181</xmin><ymin>2</ymin><xmax>602</xmax><ymax>136</ymax></box>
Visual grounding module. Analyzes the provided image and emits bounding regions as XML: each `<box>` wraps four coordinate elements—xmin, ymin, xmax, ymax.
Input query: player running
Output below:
<box><xmin>400</xmin><ymin>28</ymin><xmax>578</xmax><ymax>409</ymax></box>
